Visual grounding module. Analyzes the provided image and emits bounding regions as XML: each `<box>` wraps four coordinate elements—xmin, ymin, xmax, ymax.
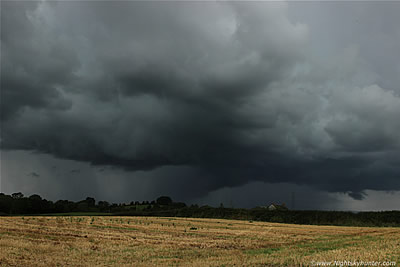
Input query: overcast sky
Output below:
<box><xmin>1</xmin><ymin>1</ymin><xmax>400</xmax><ymax>210</ymax></box>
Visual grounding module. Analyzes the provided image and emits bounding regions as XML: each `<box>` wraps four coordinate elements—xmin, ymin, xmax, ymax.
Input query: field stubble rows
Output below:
<box><xmin>0</xmin><ymin>216</ymin><xmax>399</xmax><ymax>266</ymax></box>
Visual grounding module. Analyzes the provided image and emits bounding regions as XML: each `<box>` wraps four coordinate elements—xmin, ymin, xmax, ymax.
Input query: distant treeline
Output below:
<box><xmin>1</xmin><ymin>192</ymin><xmax>399</xmax><ymax>227</ymax></box>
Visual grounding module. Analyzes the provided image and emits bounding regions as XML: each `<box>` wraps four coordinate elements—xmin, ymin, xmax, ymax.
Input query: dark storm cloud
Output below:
<box><xmin>1</xmin><ymin>1</ymin><xmax>400</xmax><ymax>200</ymax></box>
<box><xmin>347</xmin><ymin>191</ymin><xmax>367</xmax><ymax>201</ymax></box>
<box><xmin>1</xmin><ymin>1</ymin><xmax>77</xmax><ymax>121</ymax></box>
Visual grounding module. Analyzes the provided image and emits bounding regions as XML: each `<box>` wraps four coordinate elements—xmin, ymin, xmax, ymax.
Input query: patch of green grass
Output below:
<box><xmin>295</xmin><ymin>234</ymin><xmax>384</xmax><ymax>256</ymax></box>
<box><xmin>37</xmin><ymin>212</ymin><xmax>111</xmax><ymax>216</ymax></box>
<box><xmin>43</xmin><ymin>235</ymin><xmax>59</xmax><ymax>240</ymax></box>
<box><xmin>122</xmin><ymin>248</ymin><xmax>137</xmax><ymax>254</ymax></box>
<box><xmin>214</xmin><ymin>235</ymin><xmax>235</xmax><ymax>239</ymax></box>
<box><xmin>297</xmin><ymin>239</ymin><xmax>354</xmax><ymax>255</ymax></box>
<box><xmin>89</xmin><ymin>224</ymin><xmax>138</xmax><ymax>231</ymax></box>
<box><xmin>350</xmin><ymin>234</ymin><xmax>382</xmax><ymax>242</ymax></box>
<box><xmin>153</xmin><ymin>254</ymin><xmax>183</xmax><ymax>260</ymax></box>
<box><xmin>244</xmin><ymin>247</ymin><xmax>281</xmax><ymax>255</ymax></box>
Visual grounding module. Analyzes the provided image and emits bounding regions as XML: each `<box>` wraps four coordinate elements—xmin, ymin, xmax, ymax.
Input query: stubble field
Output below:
<box><xmin>0</xmin><ymin>216</ymin><xmax>399</xmax><ymax>266</ymax></box>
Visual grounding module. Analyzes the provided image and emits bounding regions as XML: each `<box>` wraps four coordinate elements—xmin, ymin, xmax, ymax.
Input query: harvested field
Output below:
<box><xmin>0</xmin><ymin>216</ymin><xmax>399</xmax><ymax>266</ymax></box>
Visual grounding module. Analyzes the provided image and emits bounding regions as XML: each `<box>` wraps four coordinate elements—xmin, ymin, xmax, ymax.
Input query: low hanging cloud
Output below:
<box><xmin>1</xmin><ymin>1</ymin><xmax>400</xmax><ymax>200</ymax></box>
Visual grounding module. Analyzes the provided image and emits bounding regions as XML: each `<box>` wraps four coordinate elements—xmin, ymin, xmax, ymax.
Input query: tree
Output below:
<box><xmin>98</xmin><ymin>201</ymin><xmax>110</xmax><ymax>212</ymax></box>
<box><xmin>12</xmin><ymin>192</ymin><xmax>24</xmax><ymax>199</ymax></box>
<box><xmin>28</xmin><ymin>194</ymin><xmax>44</xmax><ymax>213</ymax></box>
<box><xmin>0</xmin><ymin>193</ymin><xmax>13</xmax><ymax>214</ymax></box>
<box><xmin>156</xmin><ymin>196</ymin><xmax>172</xmax><ymax>206</ymax></box>
<box><xmin>28</xmin><ymin>194</ymin><xmax>42</xmax><ymax>201</ymax></box>
<box><xmin>55</xmin><ymin>200</ymin><xmax>76</xmax><ymax>213</ymax></box>
<box><xmin>85</xmin><ymin>197</ymin><xmax>96</xmax><ymax>207</ymax></box>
